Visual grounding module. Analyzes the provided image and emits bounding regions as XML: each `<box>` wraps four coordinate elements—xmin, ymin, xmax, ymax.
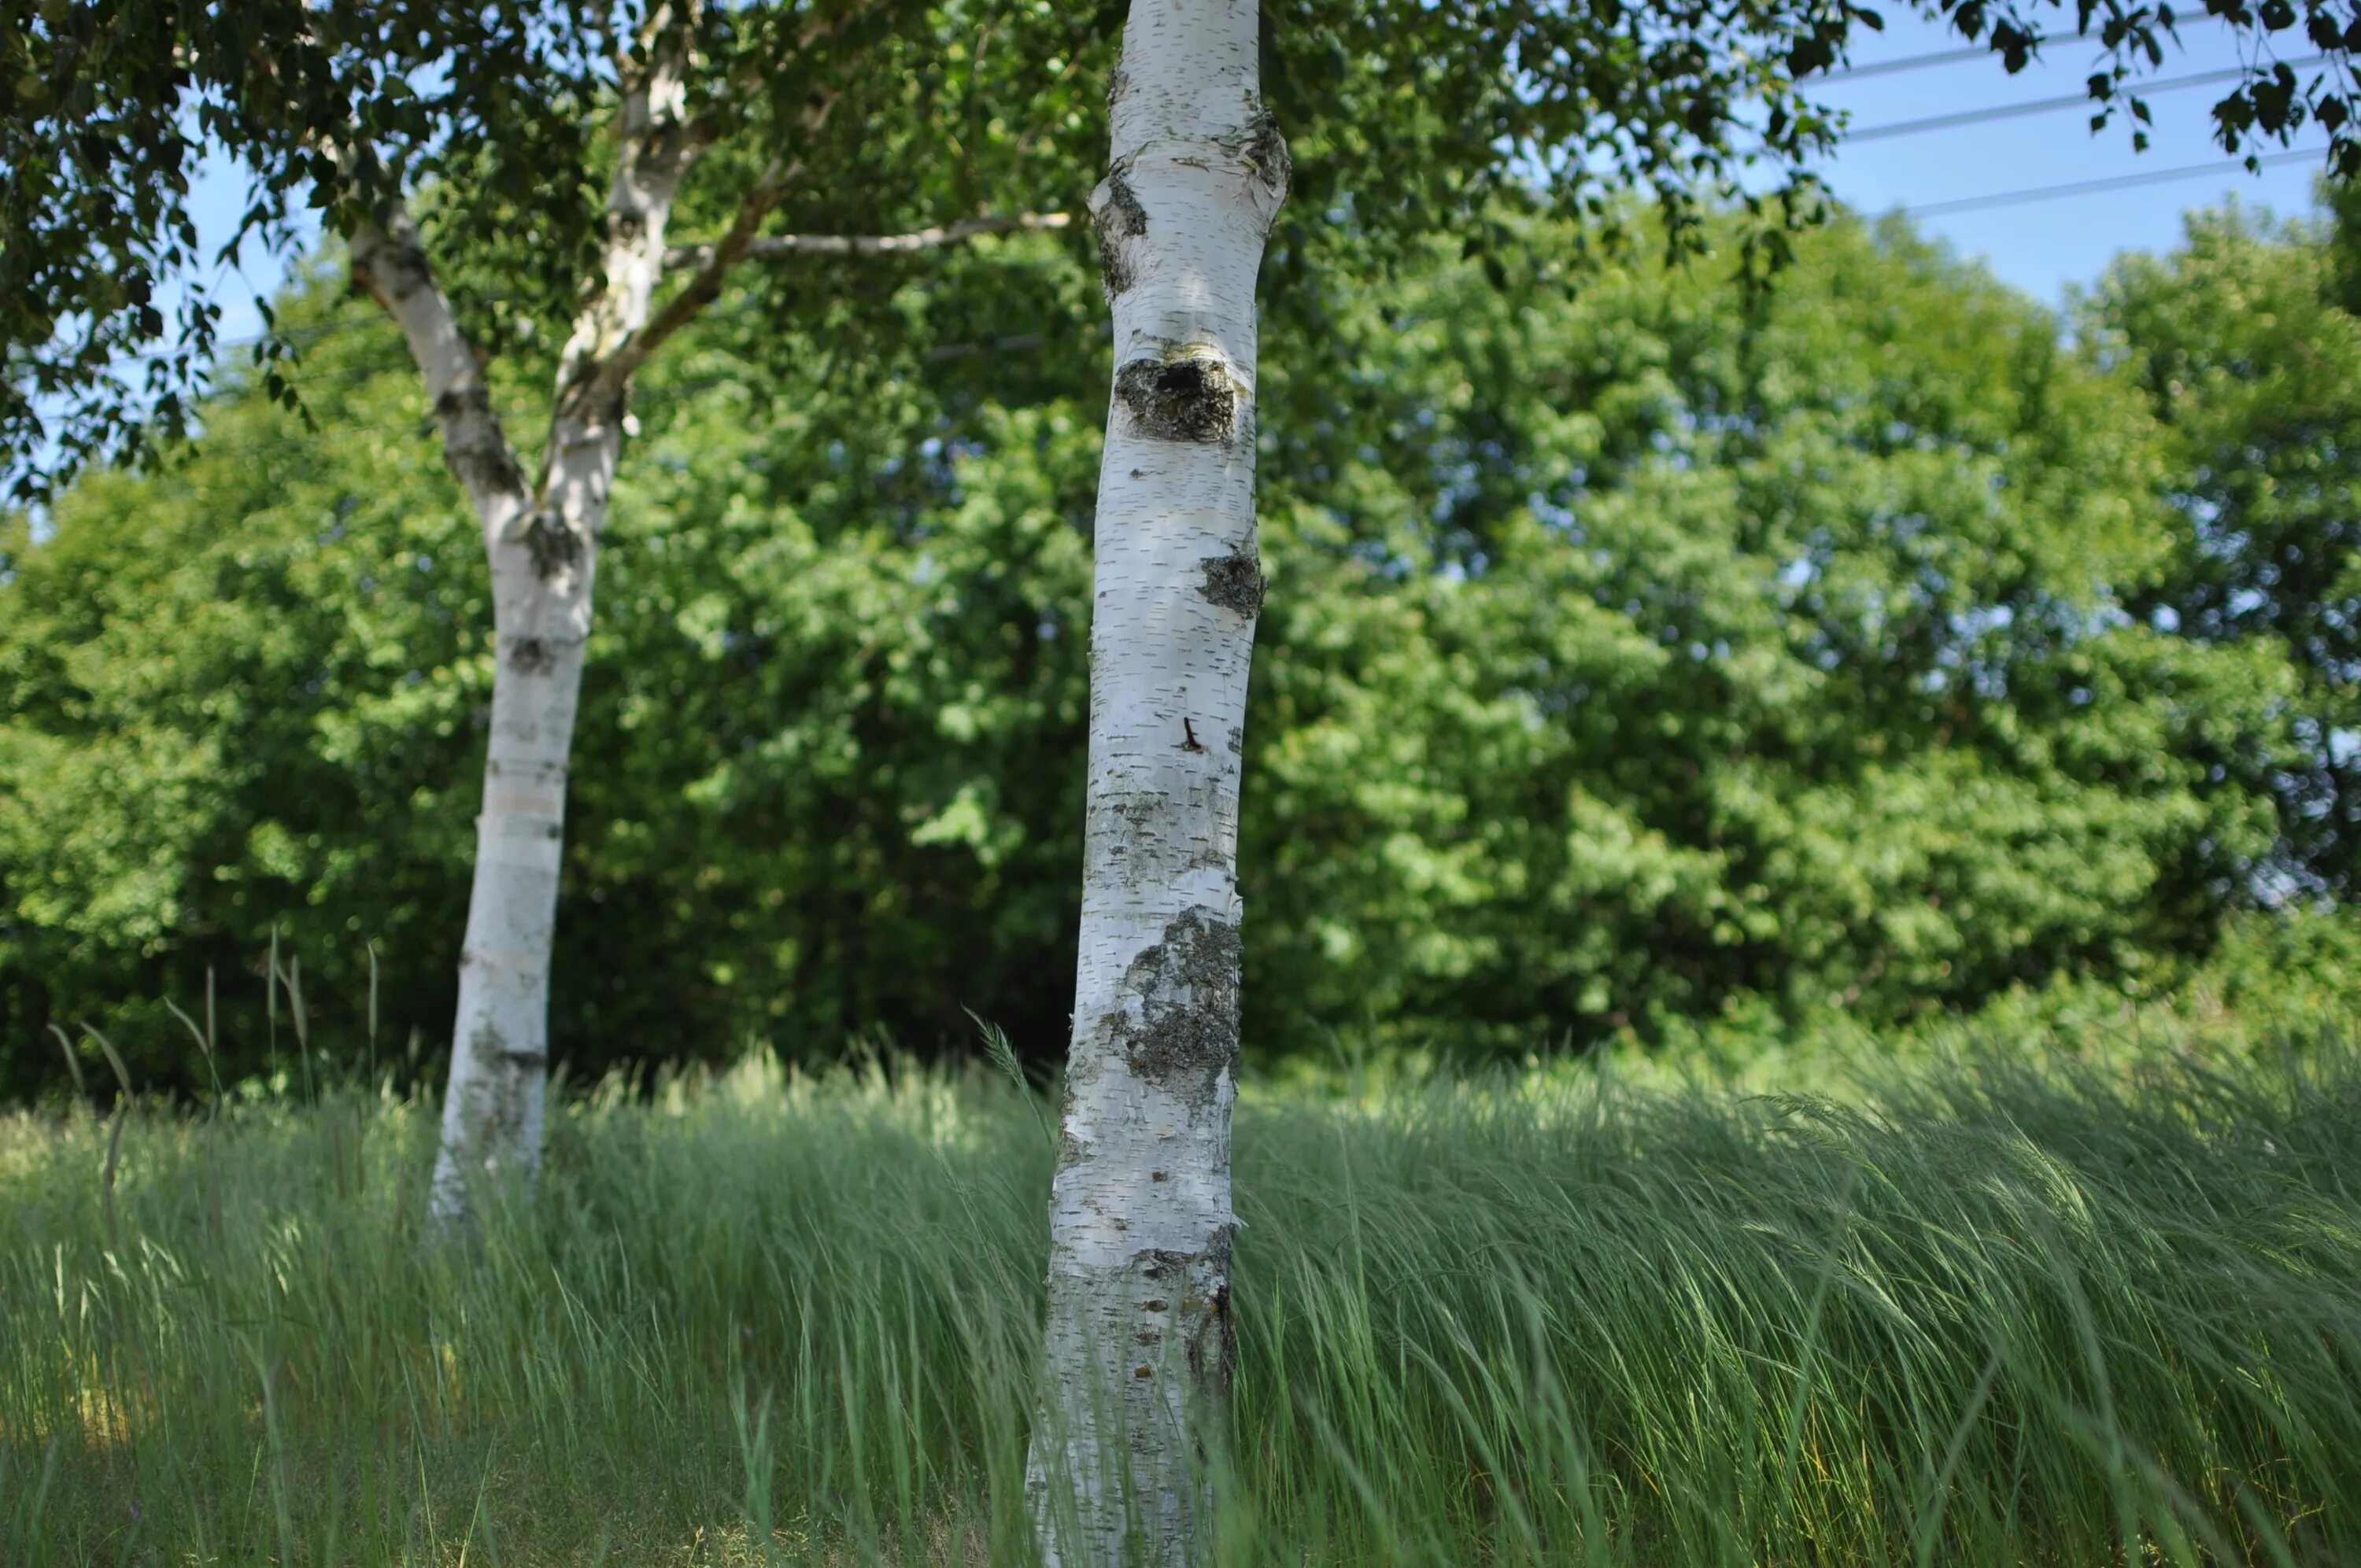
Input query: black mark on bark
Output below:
<box><xmin>432</xmin><ymin>385</ymin><xmax>525</xmax><ymax>495</ymax></box>
<box><xmin>523</xmin><ymin>512</ymin><xmax>582</xmax><ymax>581</ymax></box>
<box><xmin>353</xmin><ymin>232</ymin><xmax>436</xmax><ymax>308</ymax></box>
<box><xmin>463</xmin><ymin>1024</ymin><xmax>540</xmax><ymax>1149</ymax></box>
<box><xmin>1243</xmin><ymin>105</ymin><xmax>1292</xmax><ymax>199</ymax></box>
<box><xmin>1199</xmin><ymin>548</ymin><xmax>1265</xmax><ymax>614</ymax></box>
<box><xmin>1131</xmin><ymin>1231</ymin><xmax>1236</xmax><ymax>1411</ymax></box>
<box><xmin>1093</xmin><ymin>168</ymin><xmax>1149</xmax><ymax>298</ymax></box>
<box><xmin>1115</xmin><ymin>354</ymin><xmax>1237</xmax><ymax>446</ymax></box>
<box><xmin>507</xmin><ymin>636</ymin><xmax>552</xmax><ymax>674</ymax></box>
<box><xmin>1099</xmin><ymin>168</ymin><xmax>1148</xmax><ymax>238</ymax></box>
<box><xmin>1139</xmin><ymin>1249</ymin><xmax>1190</xmax><ymax>1283</ymax></box>
<box><xmin>434</xmin><ymin>386</ymin><xmax>492</xmax><ymax>424</ymax></box>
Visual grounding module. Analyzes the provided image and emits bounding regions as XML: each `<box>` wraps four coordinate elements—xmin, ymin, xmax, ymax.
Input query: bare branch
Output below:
<box><xmin>661</xmin><ymin>211</ymin><xmax>1075</xmax><ymax>271</ymax></box>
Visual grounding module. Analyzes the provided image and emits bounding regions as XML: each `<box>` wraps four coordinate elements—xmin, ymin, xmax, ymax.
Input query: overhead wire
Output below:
<box><xmin>1901</xmin><ymin>146</ymin><xmax>2321</xmax><ymax>216</ymax></box>
<box><xmin>1823</xmin><ymin>42</ymin><xmax>2016</xmax><ymax>83</ymax></box>
<box><xmin>1816</xmin><ymin>13</ymin><xmax>2229</xmax><ymax>83</ymax></box>
<box><xmin>15</xmin><ymin>36</ymin><xmax>2341</xmax><ymax>477</ymax></box>
<box><xmin>1849</xmin><ymin>56</ymin><xmax>2333</xmax><ymax>142</ymax></box>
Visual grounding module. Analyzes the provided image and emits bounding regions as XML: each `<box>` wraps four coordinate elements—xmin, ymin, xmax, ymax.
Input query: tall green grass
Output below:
<box><xmin>2</xmin><ymin>1037</ymin><xmax>2357</xmax><ymax>1564</ymax></box>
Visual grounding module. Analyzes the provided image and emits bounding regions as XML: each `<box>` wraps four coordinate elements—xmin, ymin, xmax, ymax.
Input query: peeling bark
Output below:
<box><xmin>1027</xmin><ymin>1</ymin><xmax>1287</xmax><ymax>1562</ymax></box>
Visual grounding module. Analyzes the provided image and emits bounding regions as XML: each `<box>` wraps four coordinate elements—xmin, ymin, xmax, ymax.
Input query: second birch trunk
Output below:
<box><xmin>423</xmin><ymin>34</ymin><xmax>700</xmax><ymax>1224</ymax></box>
<box><xmin>1027</xmin><ymin>3</ymin><xmax>1287</xmax><ymax>1562</ymax></box>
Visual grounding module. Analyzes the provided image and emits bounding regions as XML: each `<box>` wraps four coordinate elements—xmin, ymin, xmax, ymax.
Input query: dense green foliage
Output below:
<box><xmin>6</xmin><ymin>205</ymin><xmax>2349</xmax><ymax>1093</ymax></box>
<box><xmin>2</xmin><ymin>1025</ymin><xmax>2356</xmax><ymax>1563</ymax></box>
<box><xmin>2088</xmin><ymin>198</ymin><xmax>2361</xmax><ymax>898</ymax></box>
<box><xmin>6</xmin><ymin>0</ymin><xmax>1959</xmax><ymax>503</ymax></box>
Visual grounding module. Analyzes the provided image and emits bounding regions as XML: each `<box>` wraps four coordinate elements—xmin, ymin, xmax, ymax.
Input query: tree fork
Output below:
<box><xmin>425</xmin><ymin>6</ymin><xmax>705</xmax><ymax>1224</ymax></box>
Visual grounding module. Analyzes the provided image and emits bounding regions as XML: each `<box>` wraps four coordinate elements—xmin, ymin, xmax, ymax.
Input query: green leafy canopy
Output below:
<box><xmin>2</xmin><ymin>203</ymin><xmax>2324</xmax><ymax>1089</ymax></box>
<box><xmin>13</xmin><ymin>0</ymin><xmax>2359</xmax><ymax>502</ymax></box>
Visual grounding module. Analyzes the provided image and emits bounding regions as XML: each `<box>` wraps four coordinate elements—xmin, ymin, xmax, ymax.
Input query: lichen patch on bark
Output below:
<box><xmin>1114</xmin><ymin>353</ymin><xmax>1238</xmax><ymax>446</ymax></box>
<box><xmin>1107</xmin><ymin>906</ymin><xmax>1241</xmax><ymax>1105</ymax></box>
<box><xmin>1198</xmin><ymin>548</ymin><xmax>1265</xmax><ymax>614</ymax></box>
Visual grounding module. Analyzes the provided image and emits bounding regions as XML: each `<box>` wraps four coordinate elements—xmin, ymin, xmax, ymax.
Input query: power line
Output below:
<box><xmin>1824</xmin><ymin>43</ymin><xmax>2004</xmax><ymax>83</ymax></box>
<box><xmin>1820</xmin><ymin>15</ymin><xmax>2229</xmax><ymax>84</ymax></box>
<box><xmin>1901</xmin><ymin>147</ymin><xmax>2319</xmax><ymax>216</ymax></box>
<box><xmin>1850</xmin><ymin>56</ymin><xmax>2331</xmax><ymax>143</ymax></box>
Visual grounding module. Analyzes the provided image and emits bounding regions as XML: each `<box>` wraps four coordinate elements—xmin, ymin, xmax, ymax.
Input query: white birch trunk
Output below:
<box><xmin>358</xmin><ymin>6</ymin><xmax>930</xmax><ymax>1226</ymax></box>
<box><xmin>1027</xmin><ymin>3</ymin><xmax>1287</xmax><ymax>1562</ymax></box>
<box><xmin>346</xmin><ymin>212</ymin><xmax>541</xmax><ymax>1212</ymax></box>
<box><xmin>369</xmin><ymin>24</ymin><xmax>702</xmax><ymax>1227</ymax></box>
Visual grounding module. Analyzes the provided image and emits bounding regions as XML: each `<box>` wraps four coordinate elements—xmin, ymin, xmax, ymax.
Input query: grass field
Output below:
<box><xmin>2</xmin><ymin>1026</ymin><xmax>2358</xmax><ymax>1565</ymax></box>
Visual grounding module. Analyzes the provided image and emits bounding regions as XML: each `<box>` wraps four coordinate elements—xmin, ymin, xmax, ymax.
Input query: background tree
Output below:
<box><xmin>2089</xmin><ymin>190</ymin><xmax>2361</xmax><ymax>898</ymax></box>
<box><xmin>2</xmin><ymin>205</ymin><xmax>2323</xmax><ymax>1100</ymax></box>
<box><xmin>2</xmin><ymin>0</ymin><xmax>1104</xmax><ymax>1218</ymax></box>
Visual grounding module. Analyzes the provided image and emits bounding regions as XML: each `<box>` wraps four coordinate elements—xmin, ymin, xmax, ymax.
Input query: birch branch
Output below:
<box><xmin>580</xmin><ymin>2</ymin><xmax>889</xmax><ymax>404</ymax></box>
<box><xmin>660</xmin><ymin>210</ymin><xmax>1074</xmax><ymax>271</ymax></box>
<box><xmin>347</xmin><ymin>201</ymin><xmax>528</xmax><ymax>515</ymax></box>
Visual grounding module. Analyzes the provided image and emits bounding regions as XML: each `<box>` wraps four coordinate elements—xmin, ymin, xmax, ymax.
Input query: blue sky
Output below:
<box><xmin>1808</xmin><ymin>6</ymin><xmax>2333</xmax><ymax>302</ymax></box>
<box><xmin>156</xmin><ymin>16</ymin><xmax>2360</xmax><ymax>363</ymax></box>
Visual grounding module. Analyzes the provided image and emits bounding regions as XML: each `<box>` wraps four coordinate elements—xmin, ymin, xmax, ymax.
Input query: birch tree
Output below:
<box><xmin>0</xmin><ymin>0</ymin><xmax>1087</xmax><ymax>1223</ymax></box>
<box><xmin>1022</xmin><ymin>0</ymin><xmax>2361</xmax><ymax>1560</ymax></box>
<box><xmin>1024</xmin><ymin>3</ymin><xmax>1283</xmax><ymax>1559</ymax></box>
<box><xmin>360</xmin><ymin>10</ymin><xmax>1077</xmax><ymax>1224</ymax></box>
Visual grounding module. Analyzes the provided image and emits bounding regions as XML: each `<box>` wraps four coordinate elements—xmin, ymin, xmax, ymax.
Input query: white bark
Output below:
<box><xmin>662</xmin><ymin>211</ymin><xmax>1073</xmax><ymax>271</ymax></box>
<box><xmin>358</xmin><ymin>15</ymin><xmax>706</xmax><ymax>1227</ymax></box>
<box><xmin>353</xmin><ymin>4</ymin><xmax>997</xmax><ymax>1224</ymax></box>
<box><xmin>1027</xmin><ymin>3</ymin><xmax>1287</xmax><ymax>1562</ymax></box>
